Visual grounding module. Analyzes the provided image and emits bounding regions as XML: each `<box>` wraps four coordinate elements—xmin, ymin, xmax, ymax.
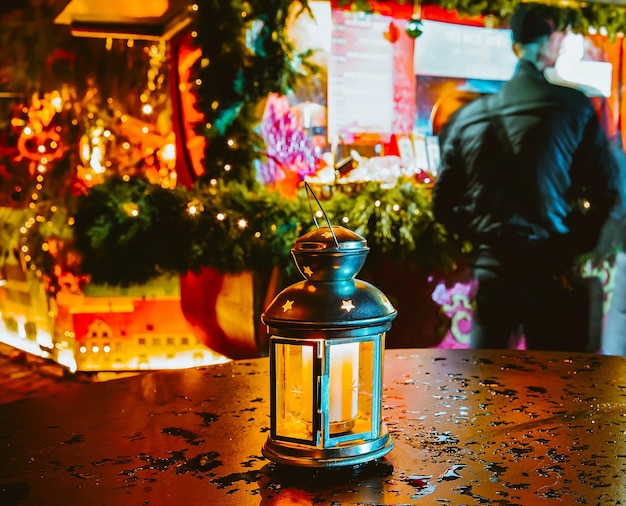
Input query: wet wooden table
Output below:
<box><xmin>1</xmin><ymin>348</ymin><xmax>625</xmax><ymax>505</ymax></box>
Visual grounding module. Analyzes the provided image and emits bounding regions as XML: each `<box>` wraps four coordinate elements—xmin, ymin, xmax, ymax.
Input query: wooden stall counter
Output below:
<box><xmin>1</xmin><ymin>348</ymin><xmax>625</xmax><ymax>504</ymax></box>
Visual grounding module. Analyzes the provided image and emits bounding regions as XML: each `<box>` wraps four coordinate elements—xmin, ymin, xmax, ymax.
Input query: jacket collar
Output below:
<box><xmin>514</xmin><ymin>59</ymin><xmax>547</xmax><ymax>81</ymax></box>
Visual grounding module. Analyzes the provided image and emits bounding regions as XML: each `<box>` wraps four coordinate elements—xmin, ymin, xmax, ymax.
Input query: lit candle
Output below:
<box><xmin>328</xmin><ymin>342</ymin><xmax>359</xmax><ymax>434</ymax></box>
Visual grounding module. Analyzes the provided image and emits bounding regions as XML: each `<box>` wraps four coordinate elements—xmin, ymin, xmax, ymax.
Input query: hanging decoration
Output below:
<box><xmin>384</xmin><ymin>20</ymin><xmax>401</xmax><ymax>43</ymax></box>
<box><xmin>405</xmin><ymin>0</ymin><xmax>423</xmax><ymax>39</ymax></box>
<box><xmin>338</xmin><ymin>1</ymin><xmax>626</xmax><ymax>40</ymax></box>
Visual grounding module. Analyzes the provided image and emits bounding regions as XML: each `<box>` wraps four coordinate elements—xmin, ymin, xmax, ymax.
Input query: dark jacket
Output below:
<box><xmin>433</xmin><ymin>60</ymin><xmax>619</xmax><ymax>266</ymax></box>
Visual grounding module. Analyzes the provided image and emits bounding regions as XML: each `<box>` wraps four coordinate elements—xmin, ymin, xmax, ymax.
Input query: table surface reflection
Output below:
<box><xmin>1</xmin><ymin>348</ymin><xmax>625</xmax><ymax>505</ymax></box>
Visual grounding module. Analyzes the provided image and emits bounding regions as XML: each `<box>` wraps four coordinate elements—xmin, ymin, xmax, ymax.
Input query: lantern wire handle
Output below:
<box><xmin>304</xmin><ymin>181</ymin><xmax>340</xmax><ymax>248</ymax></box>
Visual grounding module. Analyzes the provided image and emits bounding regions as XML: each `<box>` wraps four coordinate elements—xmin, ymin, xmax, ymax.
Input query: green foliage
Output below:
<box><xmin>70</xmin><ymin>175</ymin><xmax>463</xmax><ymax>287</ymax></box>
<box><xmin>72</xmin><ymin>176</ymin><xmax>196</xmax><ymax>286</ymax></box>
<box><xmin>324</xmin><ymin>179</ymin><xmax>465</xmax><ymax>272</ymax></box>
<box><xmin>0</xmin><ymin>207</ymin><xmax>27</xmax><ymax>266</ymax></box>
<box><xmin>186</xmin><ymin>180</ymin><xmax>310</xmax><ymax>274</ymax></box>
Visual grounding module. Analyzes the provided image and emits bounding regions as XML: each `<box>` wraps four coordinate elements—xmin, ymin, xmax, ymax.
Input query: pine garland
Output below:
<box><xmin>71</xmin><ymin>175</ymin><xmax>460</xmax><ymax>287</ymax></box>
<box><xmin>342</xmin><ymin>1</ymin><xmax>626</xmax><ymax>40</ymax></box>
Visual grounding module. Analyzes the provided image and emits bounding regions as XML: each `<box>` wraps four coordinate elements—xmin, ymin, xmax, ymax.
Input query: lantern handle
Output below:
<box><xmin>304</xmin><ymin>181</ymin><xmax>340</xmax><ymax>248</ymax></box>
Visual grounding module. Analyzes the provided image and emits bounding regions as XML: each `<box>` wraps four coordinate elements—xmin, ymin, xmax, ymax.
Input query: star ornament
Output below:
<box><xmin>282</xmin><ymin>300</ymin><xmax>294</xmax><ymax>312</ymax></box>
<box><xmin>341</xmin><ymin>300</ymin><xmax>355</xmax><ymax>312</ymax></box>
<box><xmin>303</xmin><ymin>266</ymin><xmax>313</xmax><ymax>277</ymax></box>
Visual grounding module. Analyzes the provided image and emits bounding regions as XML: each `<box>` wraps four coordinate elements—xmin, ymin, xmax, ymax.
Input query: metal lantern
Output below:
<box><xmin>261</xmin><ymin>186</ymin><xmax>397</xmax><ymax>467</ymax></box>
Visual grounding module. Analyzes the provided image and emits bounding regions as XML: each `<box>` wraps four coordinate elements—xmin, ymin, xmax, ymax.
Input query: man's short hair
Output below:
<box><xmin>510</xmin><ymin>2</ymin><xmax>554</xmax><ymax>44</ymax></box>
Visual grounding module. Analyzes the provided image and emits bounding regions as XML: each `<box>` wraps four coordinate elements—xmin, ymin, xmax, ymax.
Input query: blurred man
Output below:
<box><xmin>432</xmin><ymin>2</ymin><xmax>619</xmax><ymax>351</ymax></box>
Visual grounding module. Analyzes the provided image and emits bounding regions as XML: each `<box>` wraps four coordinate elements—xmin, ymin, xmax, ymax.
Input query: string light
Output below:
<box><xmin>187</xmin><ymin>199</ymin><xmax>204</xmax><ymax>216</ymax></box>
<box><xmin>121</xmin><ymin>202</ymin><xmax>140</xmax><ymax>217</ymax></box>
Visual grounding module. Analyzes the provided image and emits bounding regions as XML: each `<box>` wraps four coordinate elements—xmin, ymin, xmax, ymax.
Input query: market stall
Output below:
<box><xmin>0</xmin><ymin>0</ymin><xmax>624</xmax><ymax>370</ymax></box>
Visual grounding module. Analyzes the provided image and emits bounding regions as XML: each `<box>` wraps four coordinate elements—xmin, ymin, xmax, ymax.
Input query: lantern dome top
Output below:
<box><xmin>263</xmin><ymin>224</ymin><xmax>396</xmax><ymax>335</ymax></box>
<box><xmin>291</xmin><ymin>226</ymin><xmax>369</xmax><ymax>283</ymax></box>
<box><xmin>293</xmin><ymin>226</ymin><xmax>367</xmax><ymax>252</ymax></box>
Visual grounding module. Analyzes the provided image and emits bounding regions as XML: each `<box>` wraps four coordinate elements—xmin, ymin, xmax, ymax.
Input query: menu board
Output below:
<box><xmin>413</xmin><ymin>20</ymin><xmax>518</xmax><ymax>81</ymax></box>
<box><xmin>327</xmin><ymin>10</ymin><xmax>395</xmax><ymax>144</ymax></box>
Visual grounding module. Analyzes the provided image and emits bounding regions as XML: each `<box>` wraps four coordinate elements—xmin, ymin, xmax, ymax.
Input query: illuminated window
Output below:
<box><xmin>138</xmin><ymin>337</ymin><xmax>146</xmax><ymax>345</ymax></box>
<box><xmin>181</xmin><ymin>337</ymin><xmax>189</xmax><ymax>345</ymax></box>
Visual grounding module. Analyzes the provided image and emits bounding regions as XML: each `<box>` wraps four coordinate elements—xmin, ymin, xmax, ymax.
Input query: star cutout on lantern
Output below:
<box><xmin>341</xmin><ymin>300</ymin><xmax>355</xmax><ymax>312</ymax></box>
<box><xmin>322</xmin><ymin>230</ymin><xmax>334</xmax><ymax>239</ymax></box>
<box><xmin>303</xmin><ymin>266</ymin><xmax>313</xmax><ymax>277</ymax></box>
<box><xmin>282</xmin><ymin>300</ymin><xmax>294</xmax><ymax>312</ymax></box>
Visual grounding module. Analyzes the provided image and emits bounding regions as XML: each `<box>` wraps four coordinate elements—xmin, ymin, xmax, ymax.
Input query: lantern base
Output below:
<box><xmin>262</xmin><ymin>427</ymin><xmax>394</xmax><ymax>468</ymax></box>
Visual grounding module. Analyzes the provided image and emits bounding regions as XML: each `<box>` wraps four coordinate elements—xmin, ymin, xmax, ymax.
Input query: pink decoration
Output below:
<box><xmin>258</xmin><ymin>93</ymin><xmax>319</xmax><ymax>187</ymax></box>
<box><xmin>431</xmin><ymin>280</ymin><xmax>477</xmax><ymax>349</ymax></box>
<box><xmin>431</xmin><ymin>279</ymin><xmax>526</xmax><ymax>350</ymax></box>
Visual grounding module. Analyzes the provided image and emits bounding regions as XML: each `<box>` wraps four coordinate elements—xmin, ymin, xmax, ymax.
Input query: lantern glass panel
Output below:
<box><xmin>326</xmin><ymin>337</ymin><xmax>377</xmax><ymax>440</ymax></box>
<box><xmin>274</xmin><ymin>341</ymin><xmax>317</xmax><ymax>443</ymax></box>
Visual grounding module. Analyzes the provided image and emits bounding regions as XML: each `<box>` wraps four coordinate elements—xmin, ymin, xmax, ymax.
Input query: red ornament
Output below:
<box><xmin>384</xmin><ymin>21</ymin><xmax>400</xmax><ymax>44</ymax></box>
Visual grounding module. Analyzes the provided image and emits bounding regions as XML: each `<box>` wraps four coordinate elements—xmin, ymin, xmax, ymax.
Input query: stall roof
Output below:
<box><xmin>52</xmin><ymin>0</ymin><xmax>626</xmax><ymax>40</ymax></box>
<box><xmin>54</xmin><ymin>0</ymin><xmax>191</xmax><ymax>40</ymax></box>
